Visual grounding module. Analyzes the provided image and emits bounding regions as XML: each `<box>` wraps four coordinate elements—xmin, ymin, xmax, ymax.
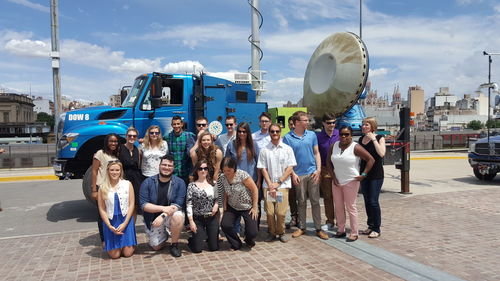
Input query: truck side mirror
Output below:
<box><xmin>150</xmin><ymin>76</ymin><xmax>162</xmax><ymax>109</ymax></box>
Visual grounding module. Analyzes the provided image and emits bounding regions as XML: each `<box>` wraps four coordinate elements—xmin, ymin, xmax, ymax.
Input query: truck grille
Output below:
<box><xmin>475</xmin><ymin>143</ymin><xmax>500</xmax><ymax>155</ymax></box>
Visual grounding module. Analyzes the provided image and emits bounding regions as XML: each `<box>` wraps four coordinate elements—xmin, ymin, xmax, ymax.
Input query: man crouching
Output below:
<box><xmin>140</xmin><ymin>155</ymin><xmax>186</xmax><ymax>257</ymax></box>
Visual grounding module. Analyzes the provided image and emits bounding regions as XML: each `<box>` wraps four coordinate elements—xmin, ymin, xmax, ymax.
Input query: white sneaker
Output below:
<box><xmin>321</xmin><ymin>223</ymin><xmax>334</xmax><ymax>231</ymax></box>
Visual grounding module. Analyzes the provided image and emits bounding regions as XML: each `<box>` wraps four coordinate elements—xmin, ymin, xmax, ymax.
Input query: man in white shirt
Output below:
<box><xmin>257</xmin><ymin>123</ymin><xmax>296</xmax><ymax>243</ymax></box>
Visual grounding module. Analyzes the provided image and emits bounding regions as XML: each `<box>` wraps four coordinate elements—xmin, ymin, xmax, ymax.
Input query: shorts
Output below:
<box><xmin>145</xmin><ymin>210</ymin><xmax>184</xmax><ymax>247</ymax></box>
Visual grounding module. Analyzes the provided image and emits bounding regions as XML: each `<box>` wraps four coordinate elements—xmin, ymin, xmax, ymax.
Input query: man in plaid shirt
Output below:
<box><xmin>164</xmin><ymin>116</ymin><xmax>196</xmax><ymax>183</ymax></box>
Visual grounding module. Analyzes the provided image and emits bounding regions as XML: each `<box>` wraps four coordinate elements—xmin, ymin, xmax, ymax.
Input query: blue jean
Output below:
<box><xmin>361</xmin><ymin>178</ymin><xmax>383</xmax><ymax>233</ymax></box>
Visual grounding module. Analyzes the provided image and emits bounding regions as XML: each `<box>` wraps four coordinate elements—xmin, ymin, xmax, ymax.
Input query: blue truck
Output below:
<box><xmin>54</xmin><ymin>72</ymin><xmax>267</xmax><ymax>201</ymax></box>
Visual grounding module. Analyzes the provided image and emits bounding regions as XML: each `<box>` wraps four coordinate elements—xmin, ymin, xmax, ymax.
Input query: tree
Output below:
<box><xmin>36</xmin><ymin>112</ymin><xmax>55</xmax><ymax>128</ymax></box>
<box><xmin>466</xmin><ymin>120</ymin><xmax>483</xmax><ymax>130</ymax></box>
<box><xmin>486</xmin><ymin>119</ymin><xmax>500</xmax><ymax>129</ymax></box>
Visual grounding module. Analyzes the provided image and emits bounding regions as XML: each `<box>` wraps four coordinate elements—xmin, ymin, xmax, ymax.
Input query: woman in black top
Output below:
<box><xmin>359</xmin><ymin>117</ymin><xmax>386</xmax><ymax>238</ymax></box>
<box><xmin>118</xmin><ymin>127</ymin><xmax>144</xmax><ymax>214</ymax></box>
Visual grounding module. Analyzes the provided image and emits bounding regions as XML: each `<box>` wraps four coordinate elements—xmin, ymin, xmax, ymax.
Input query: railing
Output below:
<box><xmin>0</xmin><ymin>144</ymin><xmax>56</xmax><ymax>169</ymax></box>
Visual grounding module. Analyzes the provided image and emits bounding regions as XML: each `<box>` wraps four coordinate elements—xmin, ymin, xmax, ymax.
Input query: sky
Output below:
<box><xmin>1</xmin><ymin>0</ymin><xmax>500</xmax><ymax>108</ymax></box>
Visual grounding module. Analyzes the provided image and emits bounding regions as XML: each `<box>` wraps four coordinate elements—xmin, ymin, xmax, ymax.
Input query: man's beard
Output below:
<box><xmin>160</xmin><ymin>170</ymin><xmax>173</xmax><ymax>178</ymax></box>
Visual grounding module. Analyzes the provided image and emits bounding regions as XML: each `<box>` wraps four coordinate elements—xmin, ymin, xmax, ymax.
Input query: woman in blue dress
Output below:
<box><xmin>97</xmin><ymin>160</ymin><xmax>137</xmax><ymax>259</ymax></box>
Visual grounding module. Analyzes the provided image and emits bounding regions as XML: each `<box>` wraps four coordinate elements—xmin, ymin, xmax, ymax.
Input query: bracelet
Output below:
<box><xmin>361</xmin><ymin>172</ymin><xmax>367</xmax><ymax>177</ymax></box>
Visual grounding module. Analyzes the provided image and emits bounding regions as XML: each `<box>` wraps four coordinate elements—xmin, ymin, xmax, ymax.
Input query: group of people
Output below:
<box><xmin>91</xmin><ymin>111</ymin><xmax>386</xmax><ymax>259</ymax></box>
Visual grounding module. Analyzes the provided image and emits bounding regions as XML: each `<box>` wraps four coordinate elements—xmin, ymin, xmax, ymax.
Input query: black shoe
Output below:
<box><xmin>334</xmin><ymin>232</ymin><xmax>346</xmax><ymax>238</ymax></box>
<box><xmin>244</xmin><ymin>238</ymin><xmax>256</xmax><ymax>248</ymax></box>
<box><xmin>170</xmin><ymin>243</ymin><xmax>182</xmax><ymax>258</ymax></box>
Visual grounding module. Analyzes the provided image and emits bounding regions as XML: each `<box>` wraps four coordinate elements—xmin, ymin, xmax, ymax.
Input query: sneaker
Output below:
<box><xmin>278</xmin><ymin>234</ymin><xmax>289</xmax><ymax>243</ymax></box>
<box><xmin>170</xmin><ymin>243</ymin><xmax>182</xmax><ymax>258</ymax></box>
<box><xmin>265</xmin><ymin>234</ymin><xmax>276</xmax><ymax>242</ymax></box>
<box><xmin>286</xmin><ymin>216</ymin><xmax>297</xmax><ymax>229</ymax></box>
<box><xmin>321</xmin><ymin>223</ymin><xmax>334</xmax><ymax>231</ymax></box>
<box><xmin>292</xmin><ymin>228</ymin><xmax>305</xmax><ymax>238</ymax></box>
<box><xmin>316</xmin><ymin>230</ymin><xmax>329</xmax><ymax>240</ymax></box>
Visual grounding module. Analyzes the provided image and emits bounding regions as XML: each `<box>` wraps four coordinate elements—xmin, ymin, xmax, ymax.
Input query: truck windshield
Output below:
<box><xmin>121</xmin><ymin>76</ymin><xmax>147</xmax><ymax>107</ymax></box>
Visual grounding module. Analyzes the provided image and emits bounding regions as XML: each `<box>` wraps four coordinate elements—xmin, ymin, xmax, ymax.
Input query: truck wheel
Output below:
<box><xmin>82</xmin><ymin>166</ymin><xmax>97</xmax><ymax>205</ymax></box>
<box><xmin>473</xmin><ymin>168</ymin><xmax>497</xmax><ymax>181</ymax></box>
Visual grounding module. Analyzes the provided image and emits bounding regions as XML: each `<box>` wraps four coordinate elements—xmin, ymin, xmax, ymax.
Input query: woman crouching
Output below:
<box><xmin>97</xmin><ymin>160</ymin><xmax>137</xmax><ymax>258</ymax></box>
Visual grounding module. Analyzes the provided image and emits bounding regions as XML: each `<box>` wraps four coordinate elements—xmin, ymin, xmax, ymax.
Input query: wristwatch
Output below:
<box><xmin>277</xmin><ymin>179</ymin><xmax>283</xmax><ymax>185</ymax></box>
<box><xmin>161</xmin><ymin>213</ymin><xmax>166</xmax><ymax>219</ymax></box>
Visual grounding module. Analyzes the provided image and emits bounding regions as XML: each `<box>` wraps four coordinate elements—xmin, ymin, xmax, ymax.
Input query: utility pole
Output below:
<box><xmin>50</xmin><ymin>0</ymin><xmax>62</xmax><ymax>135</ymax></box>
<box><xmin>250</xmin><ymin>0</ymin><xmax>263</xmax><ymax>101</ymax></box>
<box><xmin>359</xmin><ymin>0</ymin><xmax>362</xmax><ymax>39</ymax></box>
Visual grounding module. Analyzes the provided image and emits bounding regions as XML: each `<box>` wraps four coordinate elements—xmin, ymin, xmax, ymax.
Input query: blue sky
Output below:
<box><xmin>1</xmin><ymin>0</ymin><xmax>500</xmax><ymax>108</ymax></box>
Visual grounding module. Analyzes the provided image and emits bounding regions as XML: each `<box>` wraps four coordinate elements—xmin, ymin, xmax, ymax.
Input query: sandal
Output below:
<box><xmin>334</xmin><ymin>232</ymin><xmax>346</xmax><ymax>238</ymax></box>
<box><xmin>361</xmin><ymin>228</ymin><xmax>372</xmax><ymax>235</ymax></box>
<box><xmin>346</xmin><ymin>235</ymin><xmax>358</xmax><ymax>242</ymax></box>
<box><xmin>368</xmin><ymin>231</ymin><xmax>380</xmax><ymax>238</ymax></box>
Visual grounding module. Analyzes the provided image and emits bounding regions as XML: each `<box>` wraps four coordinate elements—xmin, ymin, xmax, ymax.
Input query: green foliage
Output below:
<box><xmin>466</xmin><ymin>120</ymin><xmax>483</xmax><ymax>130</ymax></box>
<box><xmin>485</xmin><ymin>119</ymin><xmax>500</xmax><ymax>129</ymax></box>
<box><xmin>36</xmin><ymin>112</ymin><xmax>55</xmax><ymax>128</ymax></box>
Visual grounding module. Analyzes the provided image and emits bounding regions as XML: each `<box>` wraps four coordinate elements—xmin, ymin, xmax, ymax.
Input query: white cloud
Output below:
<box><xmin>163</xmin><ymin>61</ymin><xmax>205</xmax><ymax>73</ymax></box>
<box><xmin>140</xmin><ymin>23</ymin><xmax>248</xmax><ymax>49</ymax></box>
<box><xmin>369</xmin><ymin>68</ymin><xmax>389</xmax><ymax>78</ymax></box>
<box><xmin>4</xmin><ymin>38</ymin><xmax>49</xmax><ymax>58</ymax></box>
<box><xmin>6</xmin><ymin>0</ymin><xmax>49</xmax><ymax>13</ymax></box>
<box><xmin>272</xmin><ymin>0</ymin><xmax>359</xmax><ymax>21</ymax></box>
<box><xmin>264</xmin><ymin>77</ymin><xmax>303</xmax><ymax>108</ymax></box>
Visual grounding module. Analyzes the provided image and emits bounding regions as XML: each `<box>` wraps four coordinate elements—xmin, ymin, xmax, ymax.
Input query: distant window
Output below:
<box><xmin>3</xmin><ymin>112</ymin><xmax>9</xmax><ymax>123</ymax></box>
<box><xmin>236</xmin><ymin>91</ymin><xmax>248</xmax><ymax>102</ymax></box>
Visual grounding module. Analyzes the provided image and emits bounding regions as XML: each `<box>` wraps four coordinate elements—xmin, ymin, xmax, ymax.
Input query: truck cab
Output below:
<box><xmin>54</xmin><ymin>72</ymin><xmax>267</xmax><ymax>180</ymax></box>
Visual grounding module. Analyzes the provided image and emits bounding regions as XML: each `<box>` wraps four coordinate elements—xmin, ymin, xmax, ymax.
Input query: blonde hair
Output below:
<box><xmin>143</xmin><ymin>125</ymin><xmax>162</xmax><ymax>149</ymax></box>
<box><xmin>99</xmin><ymin>161</ymin><xmax>124</xmax><ymax>200</ymax></box>
<box><xmin>363</xmin><ymin>117</ymin><xmax>378</xmax><ymax>132</ymax></box>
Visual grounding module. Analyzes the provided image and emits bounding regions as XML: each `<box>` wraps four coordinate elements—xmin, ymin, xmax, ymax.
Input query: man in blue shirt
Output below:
<box><xmin>283</xmin><ymin>111</ymin><xmax>329</xmax><ymax>240</ymax></box>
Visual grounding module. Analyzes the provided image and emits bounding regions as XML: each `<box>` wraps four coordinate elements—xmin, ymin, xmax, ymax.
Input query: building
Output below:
<box><xmin>33</xmin><ymin>97</ymin><xmax>53</xmax><ymax>115</ymax></box>
<box><xmin>109</xmin><ymin>94</ymin><xmax>121</xmax><ymax>107</ymax></box>
<box><xmin>0</xmin><ymin>93</ymin><xmax>50</xmax><ymax>137</ymax></box>
<box><xmin>408</xmin><ymin>85</ymin><xmax>425</xmax><ymax>115</ymax></box>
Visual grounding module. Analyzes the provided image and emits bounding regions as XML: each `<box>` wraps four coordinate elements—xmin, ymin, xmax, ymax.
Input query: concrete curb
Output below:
<box><xmin>0</xmin><ymin>175</ymin><xmax>58</xmax><ymax>182</ymax></box>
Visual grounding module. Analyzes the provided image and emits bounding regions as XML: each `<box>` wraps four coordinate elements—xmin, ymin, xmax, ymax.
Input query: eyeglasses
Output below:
<box><xmin>260</xmin><ymin>119</ymin><xmax>270</xmax><ymax>123</ymax></box>
<box><xmin>198</xmin><ymin>167</ymin><xmax>209</xmax><ymax>171</ymax></box>
<box><xmin>127</xmin><ymin>134</ymin><xmax>137</xmax><ymax>138</ymax></box>
<box><xmin>237</xmin><ymin>130</ymin><xmax>247</xmax><ymax>134</ymax></box>
<box><xmin>270</xmin><ymin>130</ymin><xmax>280</xmax><ymax>134</ymax></box>
<box><xmin>196</xmin><ymin>123</ymin><xmax>207</xmax><ymax>127</ymax></box>
<box><xmin>325</xmin><ymin>121</ymin><xmax>336</xmax><ymax>125</ymax></box>
<box><xmin>149</xmin><ymin>131</ymin><xmax>160</xmax><ymax>135</ymax></box>
<box><xmin>225</xmin><ymin>123</ymin><xmax>234</xmax><ymax>127</ymax></box>
<box><xmin>340</xmin><ymin>133</ymin><xmax>351</xmax><ymax>137</ymax></box>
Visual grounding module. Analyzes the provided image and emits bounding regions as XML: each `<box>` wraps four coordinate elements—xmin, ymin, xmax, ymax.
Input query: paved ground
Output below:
<box><xmin>1</xmin><ymin>152</ymin><xmax>499</xmax><ymax>281</ymax></box>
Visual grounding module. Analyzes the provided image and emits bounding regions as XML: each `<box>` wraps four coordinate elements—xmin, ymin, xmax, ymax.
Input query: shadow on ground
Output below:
<box><xmin>46</xmin><ymin>199</ymin><xmax>96</xmax><ymax>223</ymax></box>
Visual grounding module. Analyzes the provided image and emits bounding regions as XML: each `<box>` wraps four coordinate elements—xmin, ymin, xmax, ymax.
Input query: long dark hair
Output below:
<box><xmin>235</xmin><ymin>122</ymin><xmax>255</xmax><ymax>162</ymax></box>
<box><xmin>103</xmin><ymin>133</ymin><xmax>119</xmax><ymax>157</ymax></box>
<box><xmin>220</xmin><ymin>157</ymin><xmax>237</xmax><ymax>173</ymax></box>
<box><xmin>191</xmin><ymin>159</ymin><xmax>213</xmax><ymax>183</ymax></box>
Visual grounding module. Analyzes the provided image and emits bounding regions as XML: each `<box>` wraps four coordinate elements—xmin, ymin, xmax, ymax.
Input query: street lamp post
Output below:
<box><xmin>482</xmin><ymin>51</ymin><xmax>500</xmax><ymax>144</ymax></box>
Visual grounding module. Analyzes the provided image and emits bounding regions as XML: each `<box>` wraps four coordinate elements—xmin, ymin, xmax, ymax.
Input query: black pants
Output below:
<box><xmin>221</xmin><ymin>205</ymin><xmax>258</xmax><ymax>250</ymax></box>
<box><xmin>96</xmin><ymin>185</ymin><xmax>104</xmax><ymax>242</ymax></box>
<box><xmin>188</xmin><ymin>214</ymin><xmax>219</xmax><ymax>253</ymax></box>
<box><xmin>289</xmin><ymin>184</ymin><xmax>298</xmax><ymax>218</ymax></box>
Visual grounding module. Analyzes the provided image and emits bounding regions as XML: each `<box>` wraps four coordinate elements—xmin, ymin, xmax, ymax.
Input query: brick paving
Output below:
<box><xmin>357</xmin><ymin>187</ymin><xmax>500</xmax><ymax>281</ymax></box>
<box><xmin>0</xmin><ymin>228</ymin><xmax>401</xmax><ymax>281</ymax></box>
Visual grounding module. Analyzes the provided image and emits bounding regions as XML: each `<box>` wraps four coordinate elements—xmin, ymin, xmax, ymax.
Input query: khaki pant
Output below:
<box><xmin>264</xmin><ymin>188</ymin><xmax>289</xmax><ymax>236</ymax></box>
<box><xmin>320</xmin><ymin>168</ymin><xmax>335</xmax><ymax>224</ymax></box>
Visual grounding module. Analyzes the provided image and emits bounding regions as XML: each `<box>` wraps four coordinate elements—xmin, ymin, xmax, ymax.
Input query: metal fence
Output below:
<box><xmin>0</xmin><ymin>144</ymin><xmax>56</xmax><ymax>168</ymax></box>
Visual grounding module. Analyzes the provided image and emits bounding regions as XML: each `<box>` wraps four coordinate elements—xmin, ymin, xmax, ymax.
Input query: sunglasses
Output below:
<box><xmin>198</xmin><ymin>167</ymin><xmax>209</xmax><ymax>171</ymax></box>
<box><xmin>127</xmin><ymin>134</ymin><xmax>137</xmax><ymax>138</ymax></box>
<box><xmin>340</xmin><ymin>133</ymin><xmax>351</xmax><ymax>137</ymax></box>
<box><xmin>270</xmin><ymin>130</ymin><xmax>280</xmax><ymax>134</ymax></box>
<box><xmin>196</xmin><ymin>123</ymin><xmax>207</xmax><ymax>127</ymax></box>
<box><xmin>325</xmin><ymin>121</ymin><xmax>336</xmax><ymax>125</ymax></box>
<box><xmin>225</xmin><ymin>123</ymin><xmax>234</xmax><ymax>127</ymax></box>
<box><xmin>237</xmin><ymin>130</ymin><xmax>247</xmax><ymax>134</ymax></box>
<box><xmin>149</xmin><ymin>131</ymin><xmax>160</xmax><ymax>135</ymax></box>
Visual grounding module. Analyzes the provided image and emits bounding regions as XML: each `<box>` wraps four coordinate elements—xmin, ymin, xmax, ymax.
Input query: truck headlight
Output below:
<box><xmin>469</xmin><ymin>142</ymin><xmax>476</xmax><ymax>153</ymax></box>
<box><xmin>58</xmin><ymin>133</ymin><xmax>79</xmax><ymax>150</ymax></box>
